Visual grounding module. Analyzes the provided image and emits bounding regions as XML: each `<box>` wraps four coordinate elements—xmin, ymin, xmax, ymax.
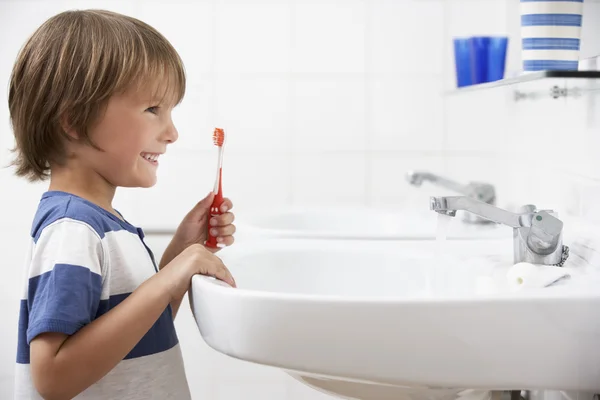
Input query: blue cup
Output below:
<box><xmin>453</xmin><ymin>38</ymin><xmax>473</xmax><ymax>87</ymax></box>
<box><xmin>453</xmin><ymin>36</ymin><xmax>508</xmax><ymax>87</ymax></box>
<box><xmin>469</xmin><ymin>36</ymin><xmax>508</xmax><ymax>84</ymax></box>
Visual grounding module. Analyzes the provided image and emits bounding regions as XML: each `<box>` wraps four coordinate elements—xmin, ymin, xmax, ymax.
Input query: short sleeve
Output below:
<box><xmin>26</xmin><ymin>219</ymin><xmax>104</xmax><ymax>344</ymax></box>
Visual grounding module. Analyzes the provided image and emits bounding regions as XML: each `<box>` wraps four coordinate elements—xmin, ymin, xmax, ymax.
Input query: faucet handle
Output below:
<box><xmin>517</xmin><ymin>204</ymin><xmax>537</xmax><ymax>214</ymax></box>
<box><xmin>527</xmin><ymin>211</ymin><xmax>564</xmax><ymax>255</ymax></box>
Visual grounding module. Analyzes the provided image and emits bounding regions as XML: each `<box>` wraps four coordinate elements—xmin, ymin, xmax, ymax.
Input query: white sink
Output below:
<box><xmin>189</xmin><ymin>238</ymin><xmax>600</xmax><ymax>399</ymax></box>
<box><xmin>234</xmin><ymin>207</ymin><xmax>507</xmax><ymax>241</ymax></box>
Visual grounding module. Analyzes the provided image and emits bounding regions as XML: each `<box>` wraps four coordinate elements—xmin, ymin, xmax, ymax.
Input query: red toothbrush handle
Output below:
<box><xmin>205</xmin><ymin>173</ymin><xmax>224</xmax><ymax>249</ymax></box>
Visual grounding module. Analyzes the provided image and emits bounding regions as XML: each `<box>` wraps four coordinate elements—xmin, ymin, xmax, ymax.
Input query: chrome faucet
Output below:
<box><xmin>406</xmin><ymin>171</ymin><xmax>496</xmax><ymax>224</ymax></box>
<box><xmin>430</xmin><ymin>196</ymin><xmax>569</xmax><ymax>266</ymax></box>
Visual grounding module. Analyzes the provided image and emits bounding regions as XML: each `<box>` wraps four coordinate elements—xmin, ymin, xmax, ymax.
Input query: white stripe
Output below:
<box><xmin>520</xmin><ymin>2</ymin><xmax>583</xmax><ymax>15</ymax></box>
<box><xmin>100</xmin><ymin>230</ymin><xmax>158</xmax><ymax>299</ymax></box>
<box><xmin>22</xmin><ymin>219</ymin><xmax>105</xmax><ymax>299</ymax></box>
<box><xmin>30</xmin><ymin>218</ymin><xmax>103</xmax><ymax>276</ymax></box>
<box><xmin>520</xmin><ymin>25</ymin><xmax>582</xmax><ymax>39</ymax></box>
<box><xmin>522</xmin><ymin>49</ymin><xmax>580</xmax><ymax>61</ymax></box>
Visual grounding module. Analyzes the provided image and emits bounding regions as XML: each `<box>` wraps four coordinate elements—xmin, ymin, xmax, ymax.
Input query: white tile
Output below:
<box><xmin>0</xmin><ymin>2</ymin><xmax>71</xmax><ymax>70</ymax></box>
<box><xmin>133</xmin><ymin>1</ymin><xmax>214</xmax><ymax>84</ymax></box>
<box><xmin>215</xmin><ymin>0</ymin><xmax>291</xmax><ymax>74</ymax></box>
<box><xmin>293</xmin><ymin>0</ymin><xmax>366</xmax><ymax>74</ymax></box>
<box><xmin>369</xmin><ymin>0</ymin><xmax>445</xmax><ymax>75</ymax></box>
<box><xmin>445</xmin><ymin>87</ymin><xmax>512</xmax><ymax>154</ymax></box>
<box><xmin>214</xmin><ymin>381</ymin><xmax>289</xmax><ymax>400</ymax></box>
<box><xmin>170</xmin><ymin>81</ymin><xmax>216</xmax><ymax>152</ymax></box>
<box><xmin>214</xmin><ymin>77</ymin><xmax>291</xmax><ymax>152</ymax></box>
<box><xmin>60</xmin><ymin>0</ymin><xmax>137</xmax><ymax>15</ymax></box>
<box><xmin>445</xmin><ymin>154</ymin><xmax>501</xmax><ymax>189</ymax></box>
<box><xmin>577</xmin><ymin>180</ymin><xmax>600</xmax><ymax>224</ymax></box>
<box><xmin>446</xmin><ymin>0</ymin><xmax>508</xmax><ymax>38</ymax></box>
<box><xmin>293</xmin><ymin>78</ymin><xmax>365</xmax><ymax>151</ymax></box>
<box><xmin>369</xmin><ymin>76</ymin><xmax>444</xmax><ymax>152</ymax></box>
<box><xmin>368</xmin><ymin>154</ymin><xmax>444</xmax><ymax>210</ymax></box>
<box><xmin>292</xmin><ymin>153</ymin><xmax>367</xmax><ymax>206</ymax></box>
<box><xmin>224</xmin><ymin>152</ymin><xmax>293</xmax><ymax>210</ymax></box>
<box><xmin>508</xmin><ymin>81</ymin><xmax>567</xmax><ymax>159</ymax></box>
<box><xmin>0</xmin><ymin>115</ymin><xmax>12</xmax><ymax>168</ymax></box>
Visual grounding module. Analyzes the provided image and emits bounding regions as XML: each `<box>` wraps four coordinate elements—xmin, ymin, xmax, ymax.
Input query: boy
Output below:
<box><xmin>9</xmin><ymin>9</ymin><xmax>237</xmax><ymax>399</ymax></box>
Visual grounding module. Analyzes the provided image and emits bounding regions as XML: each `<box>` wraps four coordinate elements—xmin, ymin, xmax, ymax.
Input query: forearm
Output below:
<box><xmin>32</xmin><ymin>274</ymin><xmax>171</xmax><ymax>400</ymax></box>
<box><xmin>159</xmin><ymin>239</ymin><xmax>186</xmax><ymax>318</ymax></box>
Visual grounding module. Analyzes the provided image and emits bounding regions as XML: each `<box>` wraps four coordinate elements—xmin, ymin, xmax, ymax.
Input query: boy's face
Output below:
<box><xmin>78</xmin><ymin>83</ymin><xmax>179</xmax><ymax>188</ymax></box>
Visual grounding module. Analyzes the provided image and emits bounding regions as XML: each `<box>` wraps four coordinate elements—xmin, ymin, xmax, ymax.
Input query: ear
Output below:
<box><xmin>60</xmin><ymin>114</ymin><xmax>79</xmax><ymax>141</ymax></box>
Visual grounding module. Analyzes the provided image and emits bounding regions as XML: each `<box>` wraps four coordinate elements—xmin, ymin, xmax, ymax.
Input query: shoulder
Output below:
<box><xmin>30</xmin><ymin>191</ymin><xmax>132</xmax><ymax>243</ymax></box>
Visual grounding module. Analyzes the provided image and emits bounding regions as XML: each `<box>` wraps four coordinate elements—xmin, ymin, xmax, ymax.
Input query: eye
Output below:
<box><xmin>146</xmin><ymin>106</ymin><xmax>160</xmax><ymax>115</ymax></box>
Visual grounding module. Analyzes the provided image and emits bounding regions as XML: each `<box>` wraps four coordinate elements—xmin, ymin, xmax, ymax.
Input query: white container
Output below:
<box><xmin>520</xmin><ymin>0</ymin><xmax>585</xmax><ymax>71</ymax></box>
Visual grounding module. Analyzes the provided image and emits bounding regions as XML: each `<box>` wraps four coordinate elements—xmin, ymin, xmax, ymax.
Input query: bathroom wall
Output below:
<box><xmin>0</xmin><ymin>0</ymin><xmax>599</xmax><ymax>398</ymax></box>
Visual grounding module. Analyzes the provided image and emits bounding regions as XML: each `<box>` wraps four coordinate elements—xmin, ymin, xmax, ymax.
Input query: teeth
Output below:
<box><xmin>142</xmin><ymin>153</ymin><xmax>159</xmax><ymax>161</ymax></box>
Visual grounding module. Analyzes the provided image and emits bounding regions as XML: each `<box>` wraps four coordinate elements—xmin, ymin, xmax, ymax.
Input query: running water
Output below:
<box><xmin>427</xmin><ymin>213</ymin><xmax>453</xmax><ymax>295</ymax></box>
<box><xmin>436</xmin><ymin>213</ymin><xmax>452</xmax><ymax>259</ymax></box>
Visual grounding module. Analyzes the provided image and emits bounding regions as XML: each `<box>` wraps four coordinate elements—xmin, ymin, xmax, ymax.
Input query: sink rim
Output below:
<box><xmin>192</xmin><ymin>273</ymin><xmax>600</xmax><ymax>304</ymax></box>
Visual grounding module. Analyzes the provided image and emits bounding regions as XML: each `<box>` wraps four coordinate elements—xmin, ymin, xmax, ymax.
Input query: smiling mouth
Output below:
<box><xmin>141</xmin><ymin>152</ymin><xmax>161</xmax><ymax>164</ymax></box>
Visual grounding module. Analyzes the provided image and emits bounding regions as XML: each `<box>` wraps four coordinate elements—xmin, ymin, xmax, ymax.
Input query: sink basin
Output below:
<box><xmin>189</xmin><ymin>238</ymin><xmax>600</xmax><ymax>399</ymax></box>
<box><xmin>234</xmin><ymin>207</ymin><xmax>507</xmax><ymax>241</ymax></box>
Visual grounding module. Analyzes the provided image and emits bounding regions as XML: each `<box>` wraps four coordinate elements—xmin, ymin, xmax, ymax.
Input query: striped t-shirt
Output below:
<box><xmin>15</xmin><ymin>191</ymin><xmax>191</xmax><ymax>399</ymax></box>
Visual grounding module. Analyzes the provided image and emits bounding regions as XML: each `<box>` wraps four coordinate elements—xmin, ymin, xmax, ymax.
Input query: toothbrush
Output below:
<box><xmin>205</xmin><ymin>128</ymin><xmax>226</xmax><ymax>249</ymax></box>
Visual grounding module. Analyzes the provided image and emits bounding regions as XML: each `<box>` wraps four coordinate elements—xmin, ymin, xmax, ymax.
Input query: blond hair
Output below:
<box><xmin>8</xmin><ymin>9</ymin><xmax>186</xmax><ymax>181</ymax></box>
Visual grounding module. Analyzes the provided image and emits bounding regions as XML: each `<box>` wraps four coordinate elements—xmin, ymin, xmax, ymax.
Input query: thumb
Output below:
<box><xmin>187</xmin><ymin>191</ymin><xmax>214</xmax><ymax>218</ymax></box>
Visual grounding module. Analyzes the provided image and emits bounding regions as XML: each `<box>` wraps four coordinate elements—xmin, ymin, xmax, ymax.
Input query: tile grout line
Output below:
<box><xmin>288</xmin><ymin>0</ymin><xmax>296</xmax><ymax>207</ymax></box>
<box><xmin>441</xmin><ymin>0</ymin><xmax>450</xmax><ymax>173</ymax></box>
<box><xmin>364</xmin><ymin>0</ymin><xmax>372</xmax><ymax>207</ymax></box>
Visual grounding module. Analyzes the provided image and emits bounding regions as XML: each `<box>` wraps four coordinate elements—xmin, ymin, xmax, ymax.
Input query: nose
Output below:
<box><xmin>162</xmin><ymin>120</ymin><xmax>179</xmax><ymax>144</ymax></box>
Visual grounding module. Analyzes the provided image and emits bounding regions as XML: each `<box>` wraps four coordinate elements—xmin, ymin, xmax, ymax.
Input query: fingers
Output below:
<box><xmin>217</xmin><ymin>235</ymin><xmax>235</xmax><ymax>247</ymax></box>
<box><xmin>210</xmin><ymin>212</ymin><xmax>235</xmax><ymax>227</ymax></box>
<box><xmin>220</xmin><ymin>198</ymin><xmax>233</xmax><ymax>213</ymax></box>
<box><xmin>188</xmin><ymin>245</ymin><xmax>236</xmax><ymax>287</ymax></box>
<box><xmin>210</xmin><ymin>259</ymin><xmax>236</xmax><ymax>287</ymax></box>
<box><xmin>209</xmin><ymin>224</ymin><xmax>236</xmax><ymax>238</ymax></box>
<box><xmin>209</xmin><ymin>211</ymin><xmax>236</xmax><ymax>247</ymax></box>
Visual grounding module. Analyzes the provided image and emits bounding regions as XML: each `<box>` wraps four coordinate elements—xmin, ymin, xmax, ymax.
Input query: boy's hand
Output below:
<box><xmin>160</xmin><ymin>192</ymin><xmax>235</xmax><ymax>268</ymax></box>
<box><xmin>161</xmin><ymin>244</ymin><xmax>236</xmax><ymax>301</ymax></box>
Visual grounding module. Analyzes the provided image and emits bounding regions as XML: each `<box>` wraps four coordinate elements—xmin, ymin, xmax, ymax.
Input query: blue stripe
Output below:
<box><xmin>18</xmin><ymin>289</ymin><xmax>177</xmax><ymax>364</ymax></box>
<box><xmin>32</xmin><ymin>191</ymin><xmax>139</xmax><ymax>242</ymax></box>
<box><xmin>26</xmin><ymin>264</ymin><xmax>102</xmax><ymax>344</ymax></box>
<box><xmin>17</xmin><ymin>264</ymin><xmax>102</xmax><ymax>363</ymax></box>
<box><xmin>16</xmin><ymin>300</ymin><xmax>30</xmax><ymax>364</ymax></box>
<box><xmin>521</xmin><ymin>0</ymin><xmax>583</xmax><ymax>2</ymax></box>
<box><xmin>521</xmin><ymin>13</ymin><xmax>582</xmax><ymax>27</ymax></box>
<box><xmin>524</xmin><ymin>60</ymin><xmax>579</xmax><ymax>71</ymax></box>
<box><xmin>522</xmin><ymin>37</ymin><xmax>580</xmax><ymax>50</ymax></box>
<box><xmin>97</xmin><ymin>293</ymin><xmax>178</xmax><ymax>360</ymax></box>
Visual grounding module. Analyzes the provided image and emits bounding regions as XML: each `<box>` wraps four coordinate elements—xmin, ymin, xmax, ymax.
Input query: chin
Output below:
<box><xmin>136</xmin><ymin>177</ymin><xmax>158</xmax><ymax>188</ymax></box>
<box><xmin>117</xmin><ymin>175</ymin><xmax>158</xmax><ymax>188</ymax></box>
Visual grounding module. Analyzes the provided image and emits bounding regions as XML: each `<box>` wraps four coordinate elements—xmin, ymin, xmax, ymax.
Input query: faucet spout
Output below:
<box><xmin>430</xmin><ymin>196</ymin><xmax>522</xmax><ymax>228</ymax></box>
<box><xmin>429</xmin><ymin>195</ymin><xmax>568</xmax><ymax>266</ymax></box>
<box><xmin>407</xmin><ymin>170</ymin><xmax>497</xmax><ymax>224</ymax></box>
<box><xmin>407</xmin><ymin>171</ymin><xmax>472</xmax><ymax>195</ymax></box>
